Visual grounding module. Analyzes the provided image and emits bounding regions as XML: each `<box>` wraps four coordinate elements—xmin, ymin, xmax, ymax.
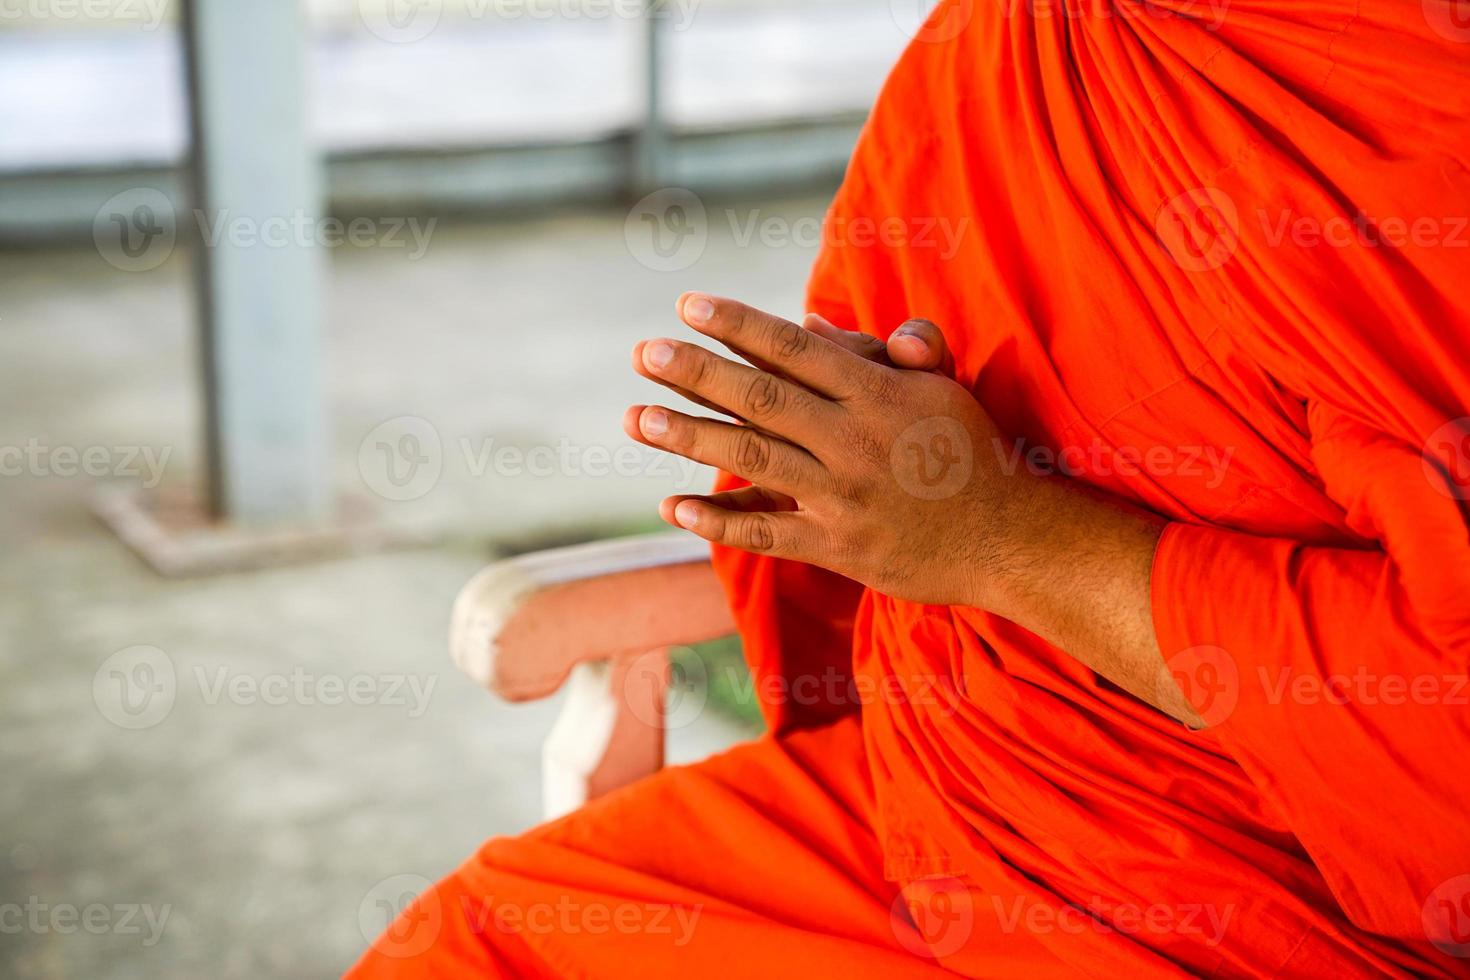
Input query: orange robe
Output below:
<box><xmin>351</xmin><ymin>1</ymin><xmax>1470</xmax><ymax>975</ymax></box>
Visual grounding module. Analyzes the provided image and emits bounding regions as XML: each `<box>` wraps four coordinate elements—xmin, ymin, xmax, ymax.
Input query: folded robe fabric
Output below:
<box><xmin>713</xmin><ymin>0</ymin><xmax>1470</xmax><ymax>973</ymax></box>
<box><xmin>351</xmin><ymin>2</ymin><xmax>1470</xmax><ymax>976</ymax></box>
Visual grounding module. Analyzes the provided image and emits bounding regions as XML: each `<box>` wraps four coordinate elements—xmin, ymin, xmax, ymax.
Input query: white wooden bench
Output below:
<box><xmin>449</xmin><ymin>532</ymin><xmax>736</xmax><ymax>819</ymax></box>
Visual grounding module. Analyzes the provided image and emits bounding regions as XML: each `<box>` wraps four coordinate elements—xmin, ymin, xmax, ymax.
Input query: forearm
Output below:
<box><xmin>978</xmin><ymin>477</ymin><xmax>1203</xmax><ymax>728</ymax></box>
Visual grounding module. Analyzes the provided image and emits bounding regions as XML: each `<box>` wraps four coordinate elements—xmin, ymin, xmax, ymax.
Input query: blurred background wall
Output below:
<box><xmin>0</xmin><ymin>1</ymin><xmax>921</xmax><ymax>976</ymax></box>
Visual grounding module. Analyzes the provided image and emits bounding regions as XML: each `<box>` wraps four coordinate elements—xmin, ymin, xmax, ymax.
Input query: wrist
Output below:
<box><xmin>967</xmin><ymin>475</ymin><xmax>1165</xmax><ymax>623</ymax></box>
<box><xmin>962</xmin><ymin>472</ymin><xmax>1059</xmax><ymax>615</ymax></box>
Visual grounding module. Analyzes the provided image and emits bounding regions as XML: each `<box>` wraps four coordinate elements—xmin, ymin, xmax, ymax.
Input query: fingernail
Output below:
<box><xmin>641</xmin><ymin>408</ymin><xmax>669</xmax><ymax>438</ymax></box>
<box><xmin>675</xmin><ymin>501</ymin><xmax>701</xmax><ymax>528</ymax></box>
<box><xmin>646</xmin><ymin>342</ymin><xmax>675</xmax><ymax>370</ymax></box>
<box><xmin>684</xmin><ymin>296</ymin><xmax>715</xmax><ymax>326</ymax></box>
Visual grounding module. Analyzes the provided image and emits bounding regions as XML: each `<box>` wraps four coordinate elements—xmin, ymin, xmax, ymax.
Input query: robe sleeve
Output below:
<box><xmin>1150</xmin><ymin>398</ymin><xmax>1470</xmax><ymax>943</ymax></box>
<box><xmin>706</xmin><ymin>196</ymin><xmax>868</xmax><ymax>736</ymax></box>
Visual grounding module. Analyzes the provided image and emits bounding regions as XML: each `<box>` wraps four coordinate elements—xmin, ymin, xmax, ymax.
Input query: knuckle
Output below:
<box><xmin>842</xmin><ymin>419</ymin><xmax>887</xmax><ymax>465</ymax></box>
<box><xmin>681</xmin><ymin>349</ymin><xmax>712</xmax><ymax>388</ymax></box>
<box><xmin>857</xmin><ymin>334</ymin><xmax>888</xmax><ymax>361</ymax></box>
<box><xmin>742</xmin><ymin>514</ymin><xmax>778</xmax><ymax>552</ymax></box>
<box><xmin>833</xmin><ymin>475</ymin><xmax>865</xmax><ymax>507</ymax></box>
<box><xmin>824</xmin><ymin>526</ymin><xmax>859</xmax><ymax>566</ymax></box>
<box><xmin>725</xmin><ymin>306</ymin><xmax>757</xmax><ymax>341</ymax></box>
<box><xmin>833</xmin><ymin>456</ymin><xmax>876</xmax><ymax>505</ymax></box>
<box><xmin>866</xmin><ymin>370</ymin><xmax>902</xmax><ymax>407</ymax></box>
<box><xmin>666</xmin><ymin>414</ymin><xmax>695</xmax><ymax>451</ymax></box>
<box><xmin>741</xmin><ymin>373</ymin><xmax>787</xmax><ymax>421</ymax></box>
<box><xmin>773</xmin><ymin>321</ymin><xmax>815</xmax><ymax>361</ymax></box>
<box><xmin>734</xmin><ymin>428</ymin><xmax>773</xmax><ymax>477</ymax></box>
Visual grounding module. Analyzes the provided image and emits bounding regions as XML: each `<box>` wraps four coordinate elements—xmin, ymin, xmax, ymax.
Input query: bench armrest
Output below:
<box><xmin>449</xmin><ymin>531</ymin><xmax>736</xmax><ymax>701</ymax></box>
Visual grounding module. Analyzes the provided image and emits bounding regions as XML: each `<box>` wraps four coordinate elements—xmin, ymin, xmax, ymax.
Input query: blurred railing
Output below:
<box><xmin>0</xmin><ymin>0</ymin><xmax>918</xmax><ymax>240</ymax></box>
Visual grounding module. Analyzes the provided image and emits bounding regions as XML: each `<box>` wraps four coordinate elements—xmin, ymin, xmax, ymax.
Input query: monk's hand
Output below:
<box><xmin>624</xmin><ymin>292</ymin><xmax>1032</xmax><ymax>609</ymax></box>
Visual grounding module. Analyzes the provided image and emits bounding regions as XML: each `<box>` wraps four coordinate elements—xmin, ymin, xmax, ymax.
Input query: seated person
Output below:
<box><xmin>352</xmin><ymin>0</ymin><xmax>1470</xmax><ymax>974</ymax></box>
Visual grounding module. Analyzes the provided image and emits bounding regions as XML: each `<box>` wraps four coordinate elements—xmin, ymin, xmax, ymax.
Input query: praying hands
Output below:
<box><xmin>626</xmin><ymin>293</ymin><xmax>1202</xmax><ymax>727</ymax></box>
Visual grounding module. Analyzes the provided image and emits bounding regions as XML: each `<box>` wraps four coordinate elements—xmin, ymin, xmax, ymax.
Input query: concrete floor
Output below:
<box><xmin>0</xmin><ymin>192</ymin><xmax>822</xmax><ymax>978</ymax></box>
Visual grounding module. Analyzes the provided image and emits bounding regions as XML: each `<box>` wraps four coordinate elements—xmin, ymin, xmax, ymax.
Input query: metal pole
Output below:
<box><xmin>633</xmin><ymin>0</ymin><xmax>668</xmax><ymax>195</ymax></box>
<box><xmin>181</xmin><ymin>0</ymin><xmax>331</xmax><ymax>526</ymax></box>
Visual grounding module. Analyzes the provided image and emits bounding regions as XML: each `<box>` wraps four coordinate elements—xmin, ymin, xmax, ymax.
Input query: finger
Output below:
<box><xmin>623</xmin><ymin>403</ymin><xmax>656</xmax><ymax>445</ymax></box>
<box><xmin>676</xmin><ymin>292</ymin><xmax>876</xmax><ymax>398</ymax></box>
<box><xmin>805</xmin><ymin>313</ymin><xmax>954</xmax><ymax>375</ymax></box>
<box><xmin>639</xmin><ymin>338</ymin><xmax>835</xmax><ymax>446</ymax></box>
<box><xmin>633</xmin><ymin>405</ymin><xmax>823</xmax><ymax>497</ymax></box>
<box><xmin>623</xmin><ymin>401</ymin><xmax>754</xmax><ymax>455</ymax></box>
<box><xmin>658</xmin><ymin>485</ymin><xmax>797</xmax><ymax>525</ymax></box>
<box><xmin>887</xmin><ymin>318</ymin><xmax>952</xmax><ymax>373</ymax></box>
<box><xmin>631</xmin><ymin>340</ymin><xmax>741</xmax><ymax>419</ymax></box>
<box><xmin>670</xmin><ymin>497</ymin><xmax>819</xmax><ymax>559</ymax></box>
<box><xmin>802</xmin><ymin>313</ymin><xmax>893</xmax><ymax>365</ymax></box>
<box><xmin>686</xmin><ymin>312</ymin><xmax>878</xmax><ymax>380</ymax></box>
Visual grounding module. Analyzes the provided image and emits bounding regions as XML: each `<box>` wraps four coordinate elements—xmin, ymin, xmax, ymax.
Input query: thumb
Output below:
<box><xmin>886</xmin><ymin>318</ymin><xmax>951</xmax><ymax>373</ymax></box>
